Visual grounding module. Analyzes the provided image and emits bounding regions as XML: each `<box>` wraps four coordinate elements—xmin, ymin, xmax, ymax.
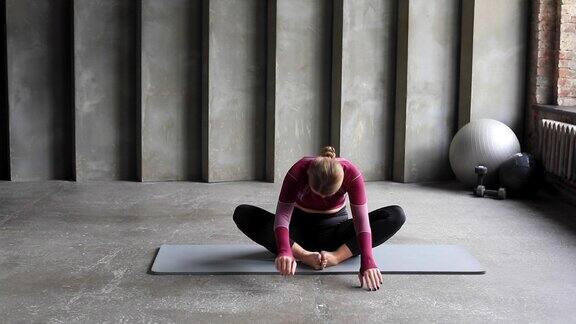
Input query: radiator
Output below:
<box><xmin>539</xmin><ymin>119</ymin><xmax>576</xmax><ymax>182</ymax></box>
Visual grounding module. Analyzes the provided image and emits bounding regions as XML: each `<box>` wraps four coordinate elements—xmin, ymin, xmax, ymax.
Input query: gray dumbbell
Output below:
<box><xmin>474</xmin><ymin>166</ymin><xmax>487</xmax><ymax>192</ymax></box>
<box><xmin>475</xmin><ymin>185</ymin><xmax>507</xmax><ymax>200</ymax></box>
<box><xmin>474</xmin><ymin>165</ymin><xmax>507</xmax><ymax>200</ymax></box>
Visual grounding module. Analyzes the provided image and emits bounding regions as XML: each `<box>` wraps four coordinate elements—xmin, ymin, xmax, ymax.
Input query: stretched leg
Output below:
<box><xmin>232</xmin><ymin>204</ymin><xmax>318</xmax><ymax>263</ymax></box>
<box><xmin>324</xmin><ymin>205</ymin><xmax>406</xmax><ymax>264</ymax></box>
<box><xmin>233</xmin><ymin>204</ymin><xmax>278</xmax><ymax>254</ymax></box>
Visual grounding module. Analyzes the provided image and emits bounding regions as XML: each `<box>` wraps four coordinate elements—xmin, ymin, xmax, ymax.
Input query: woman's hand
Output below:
<box><xmin>275</xmin><ymin>255</ymin><xmax>297</xmax><ymax>276</ymax></box>
<box><xmin>358</xmin><ymin>268</ymin><xmax>383</xmax><ymax>291</ymax></box>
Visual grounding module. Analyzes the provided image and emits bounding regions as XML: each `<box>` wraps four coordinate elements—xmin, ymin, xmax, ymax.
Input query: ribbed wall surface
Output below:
<box><xmin>74</xmin><ymin>0</ymin><xmax>138</xmax><ymax>180</ymax></box>
<box><xmin>6</xmin><ymin>0</ymin><xmax>73</xmax><ymax>180</ymax></box>
<box><xmin>0</xmin><ymin>0</ymin><xmax>530</xmax><ymax>183</ymax></box>
<box><xmin>141</xmin><ymin>0</ymin><xmax>203</xmax><ymax>181</ymax></box>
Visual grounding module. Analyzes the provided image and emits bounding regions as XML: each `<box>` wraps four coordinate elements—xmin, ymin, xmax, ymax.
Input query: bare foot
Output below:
<box><xmin>320</xmin><ymin>250</ymin><xmax>340</xmax><ymax>268</ymax></box>
<box><xmin>299</xmin><ymin>251</ymin><xmax>323</xmax><ymax>270</ymax></box>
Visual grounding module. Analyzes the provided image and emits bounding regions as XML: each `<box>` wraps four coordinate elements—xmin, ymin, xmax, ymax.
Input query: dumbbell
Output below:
<box><xmin>475</xmin><ymin>166</ymin><xmax>488</xmax><ymax>188</ymax></box>
<box><xmin>475</xmin><ymin>186</ymin><xmax>507</xmax><ymax>200</ymax></box>
<box><xmin>474</xmin><ymin>165</ymin><xmax>507</xmax><ymax>200</ymax></box>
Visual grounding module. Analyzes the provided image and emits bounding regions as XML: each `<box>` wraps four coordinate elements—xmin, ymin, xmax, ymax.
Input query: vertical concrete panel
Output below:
<box><xmin>459</xmin><ymin>0</ymin><xmax>528</xmax><ymax>138</ymax></box>
<box><xmin>6</xmin><ymin>0</ymin><xmax>73</xmax><ymax>181</ymax></box>
<box><xmin>74</xmin><ymin>0</ymin><xmax>138</xmax><ymax>180</ymax></box>
<box><xmin>268</xmin><ymin>0</ymin><xmax>332</xmax><ymax>182</ymax></box>
<box><xmin>202</xmin><ymin>0</ymin><xmax>267</xmax><ymax>182</ymax></box>
<box><xmin>332</xmin><ymin>0</ymin><xmax>396</xmax><ymax>181</ymax></box>
<box><xmin>0</xmin><ymin>0</ymin><xmax>9</xmax><ymax>180</ymax></box>
<box><xmin>394</xmin><ymin>0</ymin><xmax>460</xmax><ymax>182</ymax></box>
<box><xmin>265</xmin><ymin>0</ymin><xmax>276</xmax><ymax>182</ymax></box>
<box><xmin>141</xmin><ymin>0</ymin><xmax>202</xmax><ymax>181</ymax></box>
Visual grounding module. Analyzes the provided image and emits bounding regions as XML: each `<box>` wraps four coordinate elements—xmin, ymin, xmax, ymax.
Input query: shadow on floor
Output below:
<box><xmin>520</xmin><ymin>191</ymin><xmax>576</xmax><ymax>234</ymax></box>
<box><xmin>412</xmin><ymin>180</ymin><xmax>576</xmax><ymax>234</ymax></box>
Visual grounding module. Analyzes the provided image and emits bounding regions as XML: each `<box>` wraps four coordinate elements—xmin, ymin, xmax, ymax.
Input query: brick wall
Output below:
<box><xmin>529</xmin><ymin>0</ymin><xmax>576</xmax><ymax>107</ymax></box>
<box><xmin>527</xmin><ymin>0</ymin><xmax>576</xmax><ymax>204</ymax></box>
<box><xmin>531</xmin><ymin>0</ymin><xmax>559</xmax><ymax>105</ymax></box>
<box><xmin>527</xmin><ymin>0</ymin><xmax>576</xmax><ymax>151</ymax></box>
<box><xmin>558</xmin><ymin>0</ymin><xmax>576</xmax><ymax>106</ymax></box>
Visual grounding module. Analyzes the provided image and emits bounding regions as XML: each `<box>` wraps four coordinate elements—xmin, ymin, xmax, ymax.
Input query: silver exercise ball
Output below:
<box><xmin>449</xmin><ymin>119</ymin><xmax>521</xmax><ymax>188</ymax></box>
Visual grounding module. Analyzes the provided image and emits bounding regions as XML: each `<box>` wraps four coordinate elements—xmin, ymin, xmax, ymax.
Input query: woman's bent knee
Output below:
<box><xmin>233</xmin><ymin>204</ymin><xmax>251</xmax><ymax>226</ymax></box>
<box><xmin>388</xmin><ymin>205</ymin><xmax>406</xmax><ymax>228</ymax></box>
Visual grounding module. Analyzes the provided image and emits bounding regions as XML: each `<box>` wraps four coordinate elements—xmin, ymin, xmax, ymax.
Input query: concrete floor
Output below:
<box><xmin>0</xmin><ymin>180</ymin><xmax>575</xmax><ymax>323</ymax></box>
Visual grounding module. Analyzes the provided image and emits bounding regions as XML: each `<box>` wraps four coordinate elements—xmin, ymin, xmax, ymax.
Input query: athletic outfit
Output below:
<box><xmin>233</xmin><ymin>156</ymin><xmax>406</xmax><ymax>274</ymax></box>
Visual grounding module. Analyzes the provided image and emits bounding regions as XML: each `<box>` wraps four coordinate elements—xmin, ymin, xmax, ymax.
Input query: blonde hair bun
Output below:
<box><xmin>319</xmin><ymin>146</ymin><xmax>336</xmax><ymax>159</ymax></box>
<box><xmin>308</xmin><ymin>145</ymin><xmax>342</xmax><ymax>196</ymax></box>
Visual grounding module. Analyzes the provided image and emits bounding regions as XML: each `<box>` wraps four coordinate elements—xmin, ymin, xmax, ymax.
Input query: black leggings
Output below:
<box><xmin>233</xmin><ymin>204</ymin><xmax>406</xmax><ymax>256</ymax></box>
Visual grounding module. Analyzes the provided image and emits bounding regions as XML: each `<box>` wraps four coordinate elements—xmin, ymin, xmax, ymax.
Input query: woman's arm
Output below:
<box><xmin>273</xmin><ymin>170</ymin><xmax>299</xmax><ymax>258</ymax></box>
<box><xmin>274</xmin><ymin>201</ymin><xmax>295</xmax><ymax>258</ymax></box>
<box><xmin>348</xmin><ymin>172</ymin><xmax>378</xmax><ymax>274</ymax></box>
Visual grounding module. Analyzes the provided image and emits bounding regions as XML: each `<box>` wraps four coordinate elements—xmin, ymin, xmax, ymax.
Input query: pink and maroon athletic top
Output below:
<box><xmin>273</xmin><ymin>156</ymin><xmax>378</xmax><ymax>273</ymax></box>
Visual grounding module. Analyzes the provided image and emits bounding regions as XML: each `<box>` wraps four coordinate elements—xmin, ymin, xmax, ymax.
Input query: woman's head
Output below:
<box><xmin>307</xmin><ymin>146</ymin><xmax>344</xmax><ymax>197</ymax></box>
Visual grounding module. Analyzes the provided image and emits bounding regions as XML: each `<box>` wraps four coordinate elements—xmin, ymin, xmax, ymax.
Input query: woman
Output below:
<box><xmin>233</xmin><ymin>146</ymin><xmax>406</xmax><ymax>291</ymax></box>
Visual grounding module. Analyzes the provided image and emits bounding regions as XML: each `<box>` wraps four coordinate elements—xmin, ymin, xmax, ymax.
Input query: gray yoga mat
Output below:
<box><xmin>150</xmin><ymin>244</ymin><xmax>485</xmax><ymax>275</ymax></box>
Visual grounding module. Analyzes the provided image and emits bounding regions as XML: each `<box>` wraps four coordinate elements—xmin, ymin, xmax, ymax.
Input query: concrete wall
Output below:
<box><xmin>394</xmin><ymin>0</ymin><xmax>460</xmax><ymax>182</ymax></box>
<box><xmin>0</xmin><ymin>0</ymin><xmax>7</xmax><ymax>180</ymax></box>
<box><xmin>332</xmin><ymin>0</ymin><xmax>397</xmax><ymax>181</ymax></box>
<box><xmin>6</xmin><ymin>0</ymin><xmax>73</xmax><ymax>180</ymax></box>
<box><xmin>267</xmin><ymin>0</ymin><xmax>332</xmax><ymax>182</ymax></box>
<box><xmin>1</xmin><ymin>0</ymin><xmax>532</xmax><ymax>184</ymax></box>
<box><xmin>74</xmin><ymin>0</ymin><xmax>138</xmax><ymax>180</ymax></box>
<box><xmin>202</xmin><ymin>0</ymin><xmax>267</xmax><ymax>182</ymax></box>
<box><xmin>459</xmin><ymin>0</ymin><xmax>529</xmax><ymax>138</ymax></box>
<box><xmin>141</xmin><ymin>0</ymin><xmax>202</xmax><ymax>181</ymax></box>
